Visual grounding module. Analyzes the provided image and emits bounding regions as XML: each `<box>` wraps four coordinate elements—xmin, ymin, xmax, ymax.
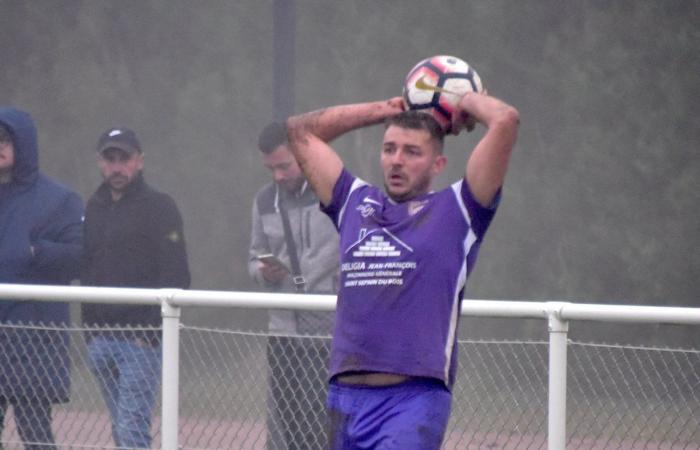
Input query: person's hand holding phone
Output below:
<box><xmin>256</xmin><ymin>254</ymin><xmax>289</xmax><ymax>284</ymax></box>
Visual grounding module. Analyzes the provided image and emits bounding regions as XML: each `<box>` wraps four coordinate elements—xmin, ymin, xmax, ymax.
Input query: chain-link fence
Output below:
<box><xmin>0</xmin><ymin>321</ymin><xmax>698</xmax><ymax>449</ymax></box>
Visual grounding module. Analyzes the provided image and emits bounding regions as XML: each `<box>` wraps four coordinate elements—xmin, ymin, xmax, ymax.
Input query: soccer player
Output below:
<box><xmin>285</xmin><ymin>91</ymin><xmax>519</xmax><ymax>449</ymax></box>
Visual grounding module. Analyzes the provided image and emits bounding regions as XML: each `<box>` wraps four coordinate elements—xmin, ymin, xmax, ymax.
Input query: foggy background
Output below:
<box><xmin>1</xmin><ymin>1</ymin><xmax>698</xmax><ymax>344</ymax></box>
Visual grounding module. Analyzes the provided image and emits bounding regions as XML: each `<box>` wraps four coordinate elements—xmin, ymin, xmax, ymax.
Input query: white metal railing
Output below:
<box><xmin>1</xmin><ymin>283</ymin><xmax>699</xmax><ymax>450</ymax></box>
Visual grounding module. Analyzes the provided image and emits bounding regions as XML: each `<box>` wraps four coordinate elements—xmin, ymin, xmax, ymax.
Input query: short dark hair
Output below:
<box><xmin>385</xmin><ymin>111</ymin><xmax>445</xmax><ymax>153</ymax></box>
<box><xmin>258</xmin><ymin>121</ymin><xmax>288</xmax><ymax>154</ymax></box>
<box><xmin>0</xmin><ymin>123</ymin><xmax>11</xmax><ymax>144</ymax></box>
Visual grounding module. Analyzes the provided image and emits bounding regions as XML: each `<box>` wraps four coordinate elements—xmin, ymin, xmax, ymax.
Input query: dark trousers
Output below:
<box><xmin>0</xmin><ymin>398</ymin><xmax>57</xmax><ymax>450</ymax></box>
<box><xmin>266</xmin><ymin>335</ymin><xmax>329</xmax><ymax>450</ymax></box>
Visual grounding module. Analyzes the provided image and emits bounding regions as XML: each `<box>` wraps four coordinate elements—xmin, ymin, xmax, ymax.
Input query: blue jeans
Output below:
<box><xmin>87</xmin><ymin>337</ymin><xmax>161</xmax><ymax>449</ymax></box>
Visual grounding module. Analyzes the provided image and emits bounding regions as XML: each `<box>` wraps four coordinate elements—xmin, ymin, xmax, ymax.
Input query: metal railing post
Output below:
<box><xmin>160</xmin><ymin>290</ymin><xmax>181</xmax><ymax>450</ymax></box>
<box><xmin>547</xmin><ymin>302</ymin><xmax>569</xmax><ymax>450</ymax></box>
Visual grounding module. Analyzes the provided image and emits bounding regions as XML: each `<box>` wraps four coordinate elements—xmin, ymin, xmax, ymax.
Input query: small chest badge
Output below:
<box><xmin>407</xmin><ymin>200</ymin><xmax>428</xmax><ymax>216</ymax></box>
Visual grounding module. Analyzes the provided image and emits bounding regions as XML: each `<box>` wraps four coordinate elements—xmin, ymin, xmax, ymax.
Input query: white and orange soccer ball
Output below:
<box><xmin>402</xmin><ymin>55</ymin><xmax>484</xmax><ymax>132</ymax></box>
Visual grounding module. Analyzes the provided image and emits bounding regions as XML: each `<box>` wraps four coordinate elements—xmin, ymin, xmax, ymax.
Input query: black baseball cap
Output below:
<box><xmin>96</xmin><ymin>127</ymin><xmax>142</xmax><ymax>154</ymax></box>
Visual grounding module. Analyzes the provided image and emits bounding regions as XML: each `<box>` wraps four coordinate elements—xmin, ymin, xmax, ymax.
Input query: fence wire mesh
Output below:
<box><xmin>0</xmin><ymin>322</ymin><xmax>698</xmax><ymax>449</ymax></box>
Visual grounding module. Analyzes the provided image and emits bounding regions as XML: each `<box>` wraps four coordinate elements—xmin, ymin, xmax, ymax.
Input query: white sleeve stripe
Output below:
<box><xmin>450</xmin><ymin>180</ymin><xmax>471</xmax><ymax>227</ymax></box>
<box><xmin>337</xmin><ymin>177</ymin><xmax>367</xmax><ymax>228</ymax></box>
<box><xmin>444</xmin><ymin>257</ymin><xmax>467</xmax><ymax>383</ymax></box>
<box><xmin>444</xmin><ymin>180</ymin><xmax>477</xmax><ymax>382</ymax></box>
<box><xmin>443</xmin><ymin>228</ymin><xmax>478</xmax><ymax>382</ymax></box>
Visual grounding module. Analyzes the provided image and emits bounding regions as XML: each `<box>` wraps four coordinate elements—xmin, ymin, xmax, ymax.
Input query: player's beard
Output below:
<box><xmin>385</xmin><ymin>169</ymin><xmax>432</xmax><ymax>202</ymax></box>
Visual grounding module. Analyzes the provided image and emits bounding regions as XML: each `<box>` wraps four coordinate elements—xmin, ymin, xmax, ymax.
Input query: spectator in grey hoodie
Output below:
<box><xmin>248</xmin><ymin>121</ymin><xmax>339</xmax><ymax>449</ymax></box>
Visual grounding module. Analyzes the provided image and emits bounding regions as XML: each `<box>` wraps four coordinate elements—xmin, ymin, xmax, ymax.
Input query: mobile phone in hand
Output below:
<box><xmin>255</xmin><ymin>254</ymin><xmax>289</xmax><ymax>271</ymax></box>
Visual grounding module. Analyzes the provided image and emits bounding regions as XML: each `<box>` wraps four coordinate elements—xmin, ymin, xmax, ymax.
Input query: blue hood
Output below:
<box><xmin>0</xmin><ymin>106</ymin><xmax>39</xmax><ymax>186</ymax></box>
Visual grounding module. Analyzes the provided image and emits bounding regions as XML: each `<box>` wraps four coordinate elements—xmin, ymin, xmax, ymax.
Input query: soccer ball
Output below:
<box><xmin>402</xmin><ymin>55</ymin><xmax>483</xmax><ymax>132</ymax></box>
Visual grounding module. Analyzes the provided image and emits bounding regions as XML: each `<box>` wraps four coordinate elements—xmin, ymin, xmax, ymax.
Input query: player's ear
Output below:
<box><xmin>432</xmin><ymin>154</ymin><xmax>447</xmax><ymax>175</ymax></box>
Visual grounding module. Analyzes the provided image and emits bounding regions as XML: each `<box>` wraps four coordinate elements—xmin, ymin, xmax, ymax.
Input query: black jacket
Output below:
<box><xmin>81</xmin><ymin>173</ymin><xmax>190</xmax><ymax>343</ymax></box>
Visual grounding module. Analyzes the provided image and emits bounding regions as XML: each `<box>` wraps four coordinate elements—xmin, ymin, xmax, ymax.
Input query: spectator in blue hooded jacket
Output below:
<box><xmin>0</xmin><ymin>107</ymin><xmax>84</xmax><ymax>450</ymax></box>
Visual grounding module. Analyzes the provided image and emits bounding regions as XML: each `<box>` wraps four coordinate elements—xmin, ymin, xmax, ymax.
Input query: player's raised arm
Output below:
<box><xmin>453</xmin><ymin>92</ymin><xmax>520</xmax><ymax>207</ymax></box>
<box><xmin>286</xmin><ymin>97</ymin><xmax>405</xmax><ymax>206</ymax></box>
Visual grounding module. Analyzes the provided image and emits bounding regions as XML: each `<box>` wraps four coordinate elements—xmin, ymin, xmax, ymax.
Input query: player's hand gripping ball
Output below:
<box><xmin>402</xmin><ymin>55</ymin><xmax>484</xmax><ymax>132</ymax></box>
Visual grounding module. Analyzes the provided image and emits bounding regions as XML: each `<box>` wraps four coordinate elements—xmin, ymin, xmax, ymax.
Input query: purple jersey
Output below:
<box><xmin>322</xmin><ymin>169</ymin><xmax>499</xmax><ymax>389</ymax></box>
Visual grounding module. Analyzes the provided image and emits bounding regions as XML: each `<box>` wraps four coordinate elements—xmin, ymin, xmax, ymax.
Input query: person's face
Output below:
<box><xmin>262</xmin><ymin>144</ymin><xmax>304</xmax><ymax>192</ymax></box>
<box><xmin>381</xmin><ymin>125</ymin><xmax>446</xmax><ymax>202</ymax></box>
<box><xmin>0</xmin><ymin>140</ymin><xmax>14</xmax><ymax>183</ymax></box>
<box><xmin>98</xmin><ymin>147</ymin><xmax>144</xmax><ymax>192</ymax></box>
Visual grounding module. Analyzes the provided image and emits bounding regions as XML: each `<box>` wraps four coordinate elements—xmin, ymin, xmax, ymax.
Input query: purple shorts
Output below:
<box><xmin>327</xmin><ymin>377</ymin><xmax>451</xmax><ymax>450</ymax></box>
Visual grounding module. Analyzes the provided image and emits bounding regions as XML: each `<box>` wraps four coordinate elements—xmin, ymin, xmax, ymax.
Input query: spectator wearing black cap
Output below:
<box><xmin>81</xmin><ymin>127</ymin><xmax>190</xmax><ymax>449</ymax></box>
<box><xmin>0</xmin><ymin>107</ymin><xmax>84</xmax><ymax>450</ymax></box>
